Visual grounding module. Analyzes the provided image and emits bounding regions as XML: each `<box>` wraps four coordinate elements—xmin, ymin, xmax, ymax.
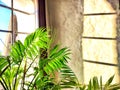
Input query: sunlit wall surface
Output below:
<box><xmin>0</xmin><ymin>0</ymin><xmax>38</xmax><ymax>56</ymax></box>
<box><xmin>46</xmin><ymin>0</ymin><xmax>84</xmax><ymax>83</ymax></box>
<box><xmin>46</xmin><ymin>0</ymin><xmax>120</xmax><ymax>84</ymax></box>
<box><xmin>82</xmin><ymin>0</ymin><xmax>120</xmax><ymax>83</ymax></box>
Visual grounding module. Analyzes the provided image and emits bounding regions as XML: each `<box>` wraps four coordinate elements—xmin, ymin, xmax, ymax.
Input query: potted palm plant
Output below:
<box><xmin>0</xmin><ymin>27</ymin><xmax>120</xmax><ymax>90</ymax></box>
<box><xmin>0</xmin><ymin>27</ymin><xmax>70</xmax><ymax>90</ymax></box>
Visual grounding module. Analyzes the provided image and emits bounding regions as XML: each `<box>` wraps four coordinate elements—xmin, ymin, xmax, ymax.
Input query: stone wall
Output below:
<box><xmin>46</xmin><ymin>0</ymin><xmax>120</xmax><ymax>84</ymax></box>
<box><xmin>83</xmin><ymin>0</ymin><xmax>119</xmax><ymax>84</ymax></box>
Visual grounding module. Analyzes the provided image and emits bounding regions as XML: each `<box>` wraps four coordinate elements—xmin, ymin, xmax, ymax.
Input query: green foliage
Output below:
<box><xmin>0</xmin><ymin>28</ymin><xmax>70</xmax><ymax>90</ymax></box>
<box><xmin>85</xmin><ymin>75</ymin><xmax>120</xmax><ymax>90</ymax></box>
<box><xmin>0</xmin><ymin>56</ymin><xmax>9</xmax><ymax>76</ymax></box>
<box><xmin>0</xmin><ymin>27</ymin><xmax>120</xmax><ymax>90</ymax></box>
<box><xmin>59</xmin><ymin>64</ymin><xmax>80</xmax><ymax>89</ymax></box>
<box><xmin>59</xmin><ymin>65</ymin><xmax>120</xmax><ymax>90</ymax></box>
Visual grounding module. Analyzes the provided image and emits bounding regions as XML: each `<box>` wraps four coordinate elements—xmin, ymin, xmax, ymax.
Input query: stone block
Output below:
<box><xmin>84</xmin><ymin>62</ymin><xmax>119</xmax><ymax>84</ymax></box>
<box><xmin>82</xmin><ymin>38</ymin><xmax>118</xmax><ymax>64</ymax></box>
<box><xmin>84</xmin><ymin>0</ymin><xmax>117</xmax><ymax>14</ymax></box>
<box><xmin>83</xmin><ymin>15</ymin><xmax>117</xmax><ymax>38</ymax></box>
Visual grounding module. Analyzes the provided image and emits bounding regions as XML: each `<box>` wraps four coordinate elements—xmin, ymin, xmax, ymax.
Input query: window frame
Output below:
<box><xmin>0</xmin><ymin>0</ymin><xmax>46</xmax><ymax>56</ymax></box>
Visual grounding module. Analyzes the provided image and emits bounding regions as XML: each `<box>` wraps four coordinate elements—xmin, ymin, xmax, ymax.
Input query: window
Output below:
<box><xmin>0</xmin><ymin>0</ymin><xmax>38</xmax><ymax>56</ymax></box>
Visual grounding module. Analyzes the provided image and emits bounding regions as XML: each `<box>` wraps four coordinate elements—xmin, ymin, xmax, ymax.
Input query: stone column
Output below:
<box><xmin>46</xmin><ymin>0</ymin><xmax>84</xmax><ymax>83</ymax></box>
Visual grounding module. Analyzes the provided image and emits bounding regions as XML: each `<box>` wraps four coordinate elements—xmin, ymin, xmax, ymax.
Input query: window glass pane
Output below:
<box><xmin>14</xmin><ymin>11</ymin><xmax>37</xmax><ymax>33</ymax></box>
<box><xmin>0</xmin><ymin>6</ymin><xmax>11</xmax><ymax>30</ymax></box>
<box><xmin>16</xmin><ymin>34</ymin><xmax>28</xmax><ymax>43</ymax></box>
<box><xmin>0</xmin><ymin>0</ymin><xmax>38</xmax><ymax>57</ymax></box>
<box><xmin>0</xmin><ymin>0</ymin><xmax>11</xmax><ymax>7</ymax></box>
<box><xmin>13</xmin><ymin>0</ymin><xmax>35</xmax><ymax>13</ymax></box>
<box><xmin>0</xmin><ymin>32</ymin><xmax>12</xmax><ymax>56</ymax></box>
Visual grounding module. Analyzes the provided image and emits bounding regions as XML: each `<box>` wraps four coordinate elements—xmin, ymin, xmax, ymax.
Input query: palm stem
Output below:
<box><xmin>13</xmin><ymin>61</ymin><xmax>22</xmax><ymax>90</ymax></box>
<box><xmin>0</xmin><ymin>65</ymin><xmax>9</xmax><ymax>77</ymax></box>
<box><xmin>0</xmin><ymin>80</ymin><xmax>7</xmax><ymax>90</ymax></box>
<box><xmin>27</xmin><ymin>72</ymin><xmax>38</xmax><ymax>90</ymax></box>
<box><xmin>0</xmin><ymin>77</ymin><xmax>9</xmax><ymax>90</ymax></box>
<box><xmin>21</xmin><ymin>59</ymin><xmax>27</xmax><ymax>90</ymax></box>
<box><xmin>25</xmin><ymin>55</ymin><xmax>38</xmax><ymax>74</ymax></box>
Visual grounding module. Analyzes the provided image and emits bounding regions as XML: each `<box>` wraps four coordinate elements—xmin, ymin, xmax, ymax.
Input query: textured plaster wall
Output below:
<box><xmin>83</xmin><ymin>0</ymin><xmax>119</xmax><ymax>83</ymax></box>
<box><xmin>46</xmin><ymin>0</ymin><xmax>84</xmax><ymax>83</ymax></box>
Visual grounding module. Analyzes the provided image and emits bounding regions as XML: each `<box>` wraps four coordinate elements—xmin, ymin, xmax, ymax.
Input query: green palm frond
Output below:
<box><xmin>1</xmin><ymin>66</ymin><xmax>23</xmax><ymax>90</ymax></box>
<box><xmin>0</xmin><ymin>27</ymin><xmax>71</xmax><ymax>90</ymax></box>
<box><xmin>60</xmin><ymin>64</ymin><xmax>80</xmax><ymax>89</ymax></box>
<box><xmin>87</xmin><ymin>75</ymin><xmax>120</xmax><ymax>90</ymax></box>
<box><xmin>10</xmin><ymin>28</ymin><xmax>49</xmax><ymax>63</ymax></box>
<box><xmin>43</xmin><ymin>46</ymin><xmax>70</xmax><ymax>74</ymax></box>
<box><xmin>104</xmin><ymin>75</ymin><xmax>114</xmax><ymax>89</ymax></box>
<box><xmin>0</xmin><ymin>28</ymin><xmax>50</xmax><ymax>90</ymax></box>
<box><xmin>24</xmin><ymin>28</ymin><xmax>49</xmax><ymax>59</ymax></box>
<box><xmin>0</xmin><ymin>56</ymin><xmax>9</xmax><ymax>76</ymax></box>
<box><xmin>104</xmin><ymin>75</ymin><xmax>120</xmax><ymax>90</ymax></box>
<box><xmin>10</xmin><ymin>40</ymin><xmax>25</xmax><ymax>64</ymax></box>
<box><xmin>87</xmin><ymin>76</ymin><xmax>100</xmax><ymax>90</ymax></box>
<box><xmin>107</xmin><ymin>84</ymin><xmax>120</xmax><ymax>90</ymax></box>
<box><xmin>32</xmin><ymin>45</ymin><xmax>71</xmax><ymax>89</ymax></box>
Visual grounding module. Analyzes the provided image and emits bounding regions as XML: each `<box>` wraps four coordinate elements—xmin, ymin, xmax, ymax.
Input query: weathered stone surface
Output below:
<box><xmin>84</xmin><ymin>62</ymin><xmax>119</xmax><ymax>84</ymax></box>
<box><xmin>83</xmin><ymin>0</ymin><xmax>119</xmax><ymax>84</ymax></box>
<box><xmin>83</xmin><ymin>15</ymin><xmax>117</xmax><ymax>38</ymax></box>
<box><xmin>84</xmin><ymin>0</ymin><xmax>116</xmax><ymax>14</ymax></box>
<box><xmin>82</xmin><ymin>39</ymin><xmax>118</xmax><ymax>64</ymax></box>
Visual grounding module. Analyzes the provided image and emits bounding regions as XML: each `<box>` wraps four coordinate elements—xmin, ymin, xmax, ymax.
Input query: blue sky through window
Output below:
<box><xmin>0</xmin><ymin>0</ymin><xmax>11</xmax><ymax>30</ymax></box>
<box><xmin>0</xmin><ymin>0</ymin><xmax>11</xmax><ymax>54</ymax></box>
